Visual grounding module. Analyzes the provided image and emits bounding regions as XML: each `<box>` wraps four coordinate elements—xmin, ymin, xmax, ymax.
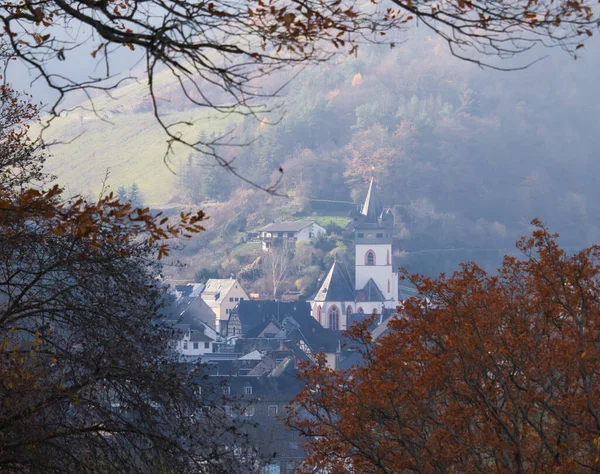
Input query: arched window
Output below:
<box><xmin>329</xmin><ymin>306</ymin><xmax>340</xmax><ymax>331</ymax></box>
<box><xmin>365</xmin><ymin>250</ymin><xmax>375</xmax><ymax>265</ymax></box>
<box><xmin>387</xmin><ymin>249</ymin><xmax>390</xmax><ymax>265</ymax></box>
<box><xmin>357</xmin><ymin>307</ymin><xmax>364</xmax><ymax>314</ymax></box>
<box><xmin>317</xmin><ymin>305</ymin><xmax>322</xmax><ymax>325</ymax></box>
<box><xmin>346</xmin><ymin>305</ymin><xmax>353</xmax><ymax>317</ymax></box>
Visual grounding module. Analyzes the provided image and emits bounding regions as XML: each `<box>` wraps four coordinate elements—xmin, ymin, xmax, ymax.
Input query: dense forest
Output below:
<box><xmin>44</xmin><ymin>35</ymin><xmax>600</xmax><ymax>284</ymax></box>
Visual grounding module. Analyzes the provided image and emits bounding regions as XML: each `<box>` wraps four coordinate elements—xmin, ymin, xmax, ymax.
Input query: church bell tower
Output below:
<box><xmin>354</xmin><ymin>178</ymin><xmax>397</xmax><ymax>307</ymax></box>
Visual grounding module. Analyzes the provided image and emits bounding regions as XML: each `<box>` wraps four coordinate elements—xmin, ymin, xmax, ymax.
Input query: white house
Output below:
<box><xmin>177</xmin><ymin>325</ymin><xmax>217</xmax><ymax>356</ymax></box>
<box><xmin>258</xmin><ymin>221</ymin><xmax>326</xmax><ymax>250</ymax></box>
<box><xmin>201</xmin><ymin>278</ymin><xmax>249</xmax><ymax>334</ymax></box>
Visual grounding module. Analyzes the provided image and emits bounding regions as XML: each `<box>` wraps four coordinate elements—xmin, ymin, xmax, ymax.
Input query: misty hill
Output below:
<box><xmin>42</xmin><ymin>35</ymin><xmax>600</xmax><ymax>277</ymax></box>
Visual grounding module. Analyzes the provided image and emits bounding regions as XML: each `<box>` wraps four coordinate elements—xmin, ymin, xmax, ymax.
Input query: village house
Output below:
<box><xmin>258</xmin><ymin>221</ymin><xmax>326</xmax><ymax>250</ymax></box>
<box><xmin>201</xmin><ymin>278</ymin><xmax>249</xmax><ymax>334</ymax></box>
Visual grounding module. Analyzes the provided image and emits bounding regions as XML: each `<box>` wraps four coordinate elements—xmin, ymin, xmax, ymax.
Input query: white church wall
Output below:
<box><xmin>355</xmin><ymin>243</ymin><xmax>394</xmax><ymax>299</ymax></box>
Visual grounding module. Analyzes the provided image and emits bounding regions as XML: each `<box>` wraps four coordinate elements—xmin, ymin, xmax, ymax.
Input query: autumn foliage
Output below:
<box><xmin>0</xmin><ymin>87</ymin><xmax>260</xmax><ymax>472</ymax></box>
<box><xmin>291</xmin><ymin>220</ymin><xmax>600</xmax><ymax>473</ymax></box>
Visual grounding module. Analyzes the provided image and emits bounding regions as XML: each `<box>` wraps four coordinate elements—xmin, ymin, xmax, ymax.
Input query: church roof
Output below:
<box><xmin>313</xmin><ymin>259</ymin><xmax>355</xmax><ymax>302</ymax></box>
<box><xmin>360</xmin><ymin>178</ymin><xmax>383</xmax><ymax>224</ymax></box>
<box><xmin>358</xmin><ymin>278</ymin><xmax>386</xmax><ymax>302</ymax></box>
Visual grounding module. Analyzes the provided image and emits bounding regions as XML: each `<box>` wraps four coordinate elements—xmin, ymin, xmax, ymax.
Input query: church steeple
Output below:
<box><xmin>360</xmin><ymin>178</ymin><xmax>383</xmax><ymax>224</ymax></box>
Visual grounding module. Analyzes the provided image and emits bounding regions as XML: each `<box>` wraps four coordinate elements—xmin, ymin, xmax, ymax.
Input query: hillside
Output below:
<box><xmin>42</xmin><ymin>36</ymin><xmax>600</xmax><ymax>281</ymax></box>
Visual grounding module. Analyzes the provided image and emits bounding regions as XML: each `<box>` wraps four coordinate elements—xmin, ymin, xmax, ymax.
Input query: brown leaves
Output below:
<box><xmin>292</xmin><ymin>221</ymin><xmax>600</xmax><ymax>473</ymax></box>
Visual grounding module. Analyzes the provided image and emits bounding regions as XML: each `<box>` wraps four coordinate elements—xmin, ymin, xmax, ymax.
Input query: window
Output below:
<box><xmin>204</xmin><ymin>342</ymin><xmax>210</xmax><ymax>349</ymax></box>
<box><xmin>288</xmin><ymin>232</ymin><xmax>294</xmax><ymax>237</ymax></box>
<box><xmin>193</xmin><ymin>342</ymin><xmax>199</xmax><ymax>349</ymax></box>
<box><xmin>317</xmin><ymin>305</ymin><xmax>322</xmax><ymax>325</ymax></box>
<box><xmin>183</xmin><ymin>342</ymin><xmax>188</xmax><ymax>350</ymax></box>
<box><xmin>229</xmin><ymin>297</ymin><xmax>234</xmax><ymax>302</ymax></box>
<box><xmin>244</xmin><ymin>406</ymin><xmax>255</xmax><ymax>417</ymax></box>
<box><xmin>223</xmin><ymin>386</ymin><xmax>230</xmax><ymax>395</ymax></box>
<box><xmin>278</xmin><ymin>232</ymin><xmax>283</xmax><ymax>237</ymax></box>
<box><xmin>387</xmin><ymin>249</ymin><xmax>390</xmax><ymax>265</ymax></box>
<box><xmin>358</xmin><ymin>307</ymin><xmax>364</xmax><ymax>314</ymax></box>
<box><xmin>376</xmin><ymin>233</ymin><xmax>383</xmax><ymax>238</ymax></box>
<box><xmin>240</xmin><ymin>297</ymin><xmax>244</xmax><ymax>301</ymax></box>
<box><xmin>388</xmin><ymin>280</ymin><xmax>390</xmax><ymax>293</ymax></box>
<box><xmin>346</xmin><ymin>305</ymin><xmax>352</xmax><ymax>317</ymax></box>
<box><xmin>196</xmin><ymin>386</ymin><xmax>202</xmax><ymax>396</ymax></box>
<box><xmin>234</xmin><ymin>297</ymin><xmax>238</xmax><ymax>302</ymax></box>
<box><xmin>357</xmin><ymin>233</ymin><xmax>364</xmax><ymax>238</ymax></box>
<box><xmin>226</xmin><ymin>309</ymin><xmax>230</xmax><ymax>315</ymax></box>
<box><xmin>365</xmin><ymin>250</ymin><xmax>375</xmax><ymax>265</ymax></box>
<box><xmin>223</xmin><ymin>405</ymin><xmax>232</xmax><ymax>416</ymax></box>
<box><xmin>329</xmin><ymin>306</ymin><xmax>340</xmax><ymax>331</ymax></box>
<box><xmin>268</xmin><ymin>405</ymin><xmax>278</xmax><ymax>417</ymax></box>
<box><xmin>244</xmin><ymin>386</ymin><xmax>252</xmax><ymax>395</ymax></box>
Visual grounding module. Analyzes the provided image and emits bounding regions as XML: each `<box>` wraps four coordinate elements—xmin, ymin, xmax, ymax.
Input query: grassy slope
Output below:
<box><xmin>42</xmin><ymin>72</ymin><xmax>240</xmax><ymax>205</ymax></box>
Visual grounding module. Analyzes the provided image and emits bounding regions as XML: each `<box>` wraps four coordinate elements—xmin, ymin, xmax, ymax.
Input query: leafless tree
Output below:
<box><xmin>263</xmin><ymin>245</ymin><xmax>294</xmax><ymax>298</ymax></box>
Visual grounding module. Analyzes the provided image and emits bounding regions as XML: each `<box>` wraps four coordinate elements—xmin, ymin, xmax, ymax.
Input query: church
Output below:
<box><xmin>309</xmin><ymin>178</ymin><xmax>400</xmax><ymax>331</ymax></box>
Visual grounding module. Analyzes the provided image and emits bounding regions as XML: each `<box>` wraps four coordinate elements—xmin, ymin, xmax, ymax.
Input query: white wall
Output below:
<box><xmin>355</xmin><ymin>243</ymin><xmax>394</xmax><ymax>301</ymax></box>
<box><xmin>297</xmin><ymin>223</ymin><xmax>326</xmax><ymax>241</ymax></box>
<box><xmin>178</xmin><ymin>336</ymin><xmax>214</xmax><ymax>355</ymax></box>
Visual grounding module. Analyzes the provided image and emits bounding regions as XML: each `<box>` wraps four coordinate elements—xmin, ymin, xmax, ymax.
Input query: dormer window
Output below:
<box><xmin>244</xmin><ymin>386</ymin><xmax>252</xmax><ymax>395</ymax></box>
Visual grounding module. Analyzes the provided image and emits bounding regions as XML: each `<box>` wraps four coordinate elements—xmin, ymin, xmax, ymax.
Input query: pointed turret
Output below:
<box><xmin>360</xmin><ymin>178</ymin><xmax>383</xmax><ymax>224</ymax></box>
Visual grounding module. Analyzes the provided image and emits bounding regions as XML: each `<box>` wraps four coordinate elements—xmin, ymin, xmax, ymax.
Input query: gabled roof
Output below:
<box><xmin>358</xmin><ymin>278</ymin><xmax>386</xmax><ymax>302</ymax></box>
<box><xmin>174</xmin><ymin>283</ymin><xmax>204</xmax><ymax>298</ymax></box>
<box><xmin>360</xmin><ymin>178</ymin><xmax>383</xmax><ymax>224</ymax></box>
<box><xmin>313</xmin><ymin>259</ymin><xmax>355</xmax><ymax>302</ymax></box>
<box><xmin>239</xmin><ymin>349</ymin><xmax>263</xmax><ymax>361</ymax></box>
<box><xmin>258</xmin><ymin>221</ymin><xmax>315</xmax><ymax>233</ymax></box>
<box><xmin>245</xmin><ymin>319</ymin><xmax>283</xmax><ymax>338</ymax></box>
<box><xmin>189</xmin><ymin>331</ymin><xmax>214</xmax><ymax>342</ymax></box>
<box><xmin>284</xmin><ymin>309</ymin><xmax>341</xmax><ymax>353</ymax></box>
<box><xmin>232</xmin><ymin>300</ymin><xmax>310</xmax><ymax>336</ymax></box>
<box><xmin>202</xmin><ymin>279</ymin><xmax>243</xmax><ymax>304</ymax></box>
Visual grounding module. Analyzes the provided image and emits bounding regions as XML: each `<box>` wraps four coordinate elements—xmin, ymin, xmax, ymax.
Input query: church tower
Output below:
<box><xmin>354</xmin><ymin>178</ymin><xmax>398</xmax><ymax>309</ymax></box>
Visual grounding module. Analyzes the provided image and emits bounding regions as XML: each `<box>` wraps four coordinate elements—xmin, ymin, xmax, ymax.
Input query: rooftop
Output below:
<box><xmin>258</xmin><ymin>221</ymin><xmax>315</xmax><ymax>233</ymax></box>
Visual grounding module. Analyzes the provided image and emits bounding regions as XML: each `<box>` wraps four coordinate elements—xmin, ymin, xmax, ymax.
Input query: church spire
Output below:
<box><xmin>360</xmin><ymin>177</ymin><xmax>383</xmax><ymax>224</ymax></box>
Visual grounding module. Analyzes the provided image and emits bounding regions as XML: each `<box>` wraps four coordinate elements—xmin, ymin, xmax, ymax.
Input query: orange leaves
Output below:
<box><xmin>292</xmin><ymin>221</ymin><xmax>600</xmax><ymax>472</ymax></box>
<box><xmin>1</xmin><ymin>184</ymin><xmax>207</xmax><ymax>260</ymax></box>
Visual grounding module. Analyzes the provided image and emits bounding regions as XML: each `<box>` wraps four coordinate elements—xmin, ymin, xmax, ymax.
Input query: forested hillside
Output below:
<box><xmin>43</xmin><ymin>35</ymin><xmax>600</xmax><ymax>280</ymax></box>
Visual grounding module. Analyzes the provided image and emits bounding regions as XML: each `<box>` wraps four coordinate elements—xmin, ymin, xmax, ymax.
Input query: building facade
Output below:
<box><xmin>258</xmin><ymin>221</ymin><xmax>326</xmax><ymax>250</ymax></box>
<box><xmin>201</xmin><ymin>279</ymin><xmax>249</xmax><ymax>334</ymax></box>
<box><xmin>309</xmin><ymin>178</ymin><xmax>400</xmax><ymax>330</ymax></box>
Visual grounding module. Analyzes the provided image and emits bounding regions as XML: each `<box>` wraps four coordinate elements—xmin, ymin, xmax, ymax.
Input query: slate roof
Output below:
<box><xmin>244</xmin><ymin>319</ymin><xmax>283</xmax><ymax>339</ymax></box>
<box><xmin>231</xmin><ymin>300</ymin><xmax>310</xmax><ymax>336</ymax></box>
<box><xmin>258</xmin><ymin>221</ymin><xmax>314</xmax><ymax>233</ymax></box>
<box><xmin>358</xmin><ymin>278</ymin><xmax>386</xmax><ymax>302</ymax></box>
<box><xmin>313</xmin><ymin>259</ymin><xmax>355</xmax><ymax>302</ymax></box>
<box><xmin>174</xmin><ymin>283</ymin><xmax>204</xmax><ymax>298</ymax></box>
<box><xmin>284</xmin><ymin>308</ymin><xmax>341</xmax><ymax>352</ymax></box>
<box><xmin>202</xmin><ymin>279</ymin><xmax>240</xmax><ymax>305</ymax></box>
<box><xmin>189</xmin><ymin>331</ymin><xmax>214</xmax><ymax>342</ymax></box>
<box><xmin>360</xmin><ymin>178</ymin><xmax>383</xmax><ymax>224</ymax></box>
